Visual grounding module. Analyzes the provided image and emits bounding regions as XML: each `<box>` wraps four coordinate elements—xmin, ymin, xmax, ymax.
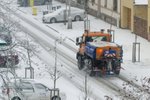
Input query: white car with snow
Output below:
<box><xmin>0</xmin><ymin>73</ymin><xmax>22</xmax><ymax>100</ymax></box>
<box><xmin>9</xmin><ymin>79</ymin><xmax>66</xmax><ymax>100</ymax></box>
<box><xmin>42</xmin><ymin>7</ymin><xmax>85</xmax><ymax>23</ymax></box>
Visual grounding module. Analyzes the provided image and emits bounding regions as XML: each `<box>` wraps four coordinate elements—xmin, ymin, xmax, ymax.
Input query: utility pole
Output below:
<box><xmin>67</xmin><ymin>0</ymin><xmax>72</xmax><ymax>29</ymax></box>
<box><xmin>64</xmin><ymin>0</ymin><xmax>68</xmax><ymax>25</ymax></box>
<box><xmin>47</xmin><ymin>0</ymin><xmax>52</xmax><ymax>11</ymax></box>
<box><xmin>84</xmin><ymin>0</ymin><xmax>88</xmax><ymax>16</ymax></box>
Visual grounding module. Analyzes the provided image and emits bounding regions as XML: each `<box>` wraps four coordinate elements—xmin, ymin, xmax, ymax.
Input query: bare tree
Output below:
<box><xmin>0</xmin><ymin>0</ymin><xmax>20</xmax><ymax>75</ymax></box>
<box><xmin>105</xmin><ymin>76</ymin><xmax>150</xmax><ymax>100</ymax></box>
<box><xmin>80</xmin><ymin>73</ymin><xmax>93</xmax><ymax>100</ymax></box>
<box><xmin>0</xmin><ymin>0</ymin><xmax>39</xmax><ymax>78</ymax></box>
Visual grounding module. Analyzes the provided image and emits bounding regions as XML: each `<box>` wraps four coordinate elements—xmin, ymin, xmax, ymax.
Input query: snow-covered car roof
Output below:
<box><xmin>43</xmin><ymin>7</ymin><xmax>84</xmax><ymax>18</ymax></box>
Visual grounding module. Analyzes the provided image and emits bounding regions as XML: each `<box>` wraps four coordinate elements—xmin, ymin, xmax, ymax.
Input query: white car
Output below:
<box><xmin>0</xmin><ymin>72</ymin><xmax>22</xmax><ymax>100</ymax></box>
<box><xmin>9</xmin><ymin>79</ymin><xmax>66</xmax><ymax>100</ymax></box>
<box><xmin>42</xmin><ymin>7</ymin><xmax>85</xmax><ymax>23</ymax></box>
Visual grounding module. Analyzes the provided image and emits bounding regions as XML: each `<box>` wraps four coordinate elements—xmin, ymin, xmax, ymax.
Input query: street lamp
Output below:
<box><xmin>53</xmin><ymin>38</ymin><xmax>62</xmax><ymax>95</ymax></box>
<box><xmin>53</xmin><ymin>39</ymin><xmax>57</xmax><ymax>91</ymax></box>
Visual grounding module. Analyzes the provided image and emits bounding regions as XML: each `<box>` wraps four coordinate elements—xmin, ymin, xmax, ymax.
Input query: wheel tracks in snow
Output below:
<box><xmin>0</xmin><ymin>5</ymin><xmax>146</xmax><ymax>99</ymax></box>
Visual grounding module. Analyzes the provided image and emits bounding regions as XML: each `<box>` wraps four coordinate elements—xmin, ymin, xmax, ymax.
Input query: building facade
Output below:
<box><xmin>148</xmin><ymin>0</ymin><xmax>150</xmax><ymax>40</ymax></box>
<box><xmin>56</xmin><ymin>0</ymin><xmax>121</xmax><ymax>26</ymax></box>
<box><xmin>121</xmin><ymin>0</ymin><xmax>150</xmax><ymax>40</ymax></box>
<box><xmin>88</xmin><ymin>0</ymin><xmax>121</xmax><ymax>26</ymax></box>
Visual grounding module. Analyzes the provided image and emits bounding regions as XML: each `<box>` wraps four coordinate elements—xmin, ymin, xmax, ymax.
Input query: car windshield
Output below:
<box><xmin>14</xmin><ymin>82</ymin><xmax>34</xmax><ymax>92</ymax></box>
<box><xmin>34</xmin><ymin>83</ymin><xmax>47</xmax><ymax>92</ymax></box>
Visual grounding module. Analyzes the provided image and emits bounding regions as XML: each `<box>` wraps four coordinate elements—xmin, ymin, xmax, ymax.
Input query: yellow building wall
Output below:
<box><xmin>122</xmin><ymin>0</ymin><xmax>132</xmax><ymax>8</ymax></box>
<box><xmin>121</xmin><ymin>0</ymin><xmax>148</xmax><ymax>32</ymax></box>
<box><xmin>121</xmin><ymin>0</ymin><xmax>134</xmax><ymax>31</ymax></box>
<box><xmin>135</xmin><ymin>6</ymin><xmax>147</xmax><ymax>20</ymax></box>
<box><xmin>148</xmin><ymin>0</ymin><xmax>150</xmax><ymax>34</ymax></box>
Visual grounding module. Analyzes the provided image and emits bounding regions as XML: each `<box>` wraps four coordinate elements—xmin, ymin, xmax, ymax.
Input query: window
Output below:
<box><xmin>77</xmin><ymin>0</ymin><xmax>81</xmax><ymax>4</ymax></box>
<box><xmin>105</xmin><ymin>0</ymin><xmax>107</xmax><ymax>8</ymax></box>
<box><xmin>19</xmin><ymin>82</ymin><xmax>34</xmax><ymax>92</ymax></box>
<box><xmin>92</xmin><ymin>36</ymin><xmax>107</xmax><ymax>42</ymax></box>
<box><xmin>113</xmin><ymin>0</ymin><xmax>118</xmax><ymax>12</ymax></box>
<box><xmin>92</xmin><ymin>0</ymin><xmax>95</xmax><ymax>6</ymax></box>
<box><xmin>34</xmin><ymin>83</ymin><xmax>49</xmax><ymax>93</ymax></box>
<box><xmin>34</xmin><ymin>83</ymin><xmax>46</xmax><ymax>90</ymax></box>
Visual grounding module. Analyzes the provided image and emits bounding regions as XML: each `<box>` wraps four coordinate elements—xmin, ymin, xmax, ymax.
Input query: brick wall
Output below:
<box><xmin>134</xmin><ymin>16</ymin><xmax>148</xmax><ymax>39</ymax></box>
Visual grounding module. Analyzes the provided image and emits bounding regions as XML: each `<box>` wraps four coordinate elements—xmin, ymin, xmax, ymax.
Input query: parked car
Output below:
<box><xmin>0</xmin><ymin>52</ymin><xmax>19</xmax><ymax>68</ymax></box>
<box><xmin>42</xmin><ymin>7</ymin><xmax>85</xmax><ymax>23</ymax></box>
<box><xmin>9</xmin><ymin>79</ymin><xmax>66</xmax><ymax>100</ymax></box>
<box><xmin>0</xmin><ymin>26</ymin><xmax>12</xmax><ymax>45</ymax></box>
<box><xmin>43</xmin><ymin>5</ymin><xmax>61</xmax><ymax>15</ymax></box>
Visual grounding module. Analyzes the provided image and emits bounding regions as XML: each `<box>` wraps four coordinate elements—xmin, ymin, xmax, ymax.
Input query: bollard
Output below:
<box><xmin>67</xmin><ymin>16</ymin><xmax>72</xmax><ymax>29</ymax></box>
<box><xmin>32</xmin><ymin>7</ymin><xmax>37</xmax><ymax>15</ymax></box>
<box><xmin>132</xmin><ymin>42</ymin><xmax>140</xmax><ymax>62</ymax></box>
<box><xmin>25</xmin><ymin>67</ymin><xmax>34</xmax><ymax>79</ymax></box>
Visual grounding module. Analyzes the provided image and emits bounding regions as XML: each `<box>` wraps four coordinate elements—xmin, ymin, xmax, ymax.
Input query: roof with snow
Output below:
<box><xmin>134</xmin><ymin>0</ymin><xmax>148</xmax><ymax>5</ymax></box>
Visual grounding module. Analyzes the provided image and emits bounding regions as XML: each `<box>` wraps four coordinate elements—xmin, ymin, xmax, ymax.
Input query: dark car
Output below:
<box><xmin>0</xmin><ymin>54</ymin><xmax>19</xmax><ymax>68</ymax></box>
<box><xmin>0</xmin><ymin>72</ymin><xmax>23</xmax><ymax>100</ymax></box>
<box><xmin>0</xmin><ymin>48</ymin><xmax>19</xmax><ymax>68</ymax></box>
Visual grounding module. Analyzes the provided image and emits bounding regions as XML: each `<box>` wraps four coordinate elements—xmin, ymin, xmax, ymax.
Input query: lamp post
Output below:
<box><xmin>64</xmin><ymin>0</ymin><xmax>68</xmax><ymax>25</ymax></box>
<box><xmin>53</xmin><ymin>39</ymin><xmax>59</xmax><ymax>96</ymax></box>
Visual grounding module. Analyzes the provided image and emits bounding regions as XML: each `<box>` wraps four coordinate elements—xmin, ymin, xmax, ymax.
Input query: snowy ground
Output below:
<box><xmin>1</xmin><ymin>0</ymin><xmax>150</xmax><ymax>100</ymax></box>
<box><xmin>21</xmin><ymin>1</ymin><xmax>150</xmax><ymax>82</ymax></box>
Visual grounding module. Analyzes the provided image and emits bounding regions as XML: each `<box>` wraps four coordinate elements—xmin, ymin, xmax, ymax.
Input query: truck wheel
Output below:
<box><xmin>74</xmin><ymin>15</ymin><xmax>81</xmax><ymax>21</ymax></box>
<box><xmin>87</xmin><ymin>59</ymin><xmax>92</xmax><ymax>70</ymax></box>
<box><xmin>77</xmin><ymin>56</ymin><xmax>84</xmax><ymax>70</ymax></box>
<box><xmin>114</xmin><ymin>62</ymin><xmax>121</xmax><ymax>75</ymax></box>
<box><xmin>90</xmin><ymin>70</ymin><xmax>95</xmax><ymax>77</ymax></box>
<box><xmin>115</xmin><ymin>70</ymin><xmax>120</xmax><ymax>75</ymax></box>
<box><xmin>50</xmin><ymin>18</ymin><xmax>57</xmax><ymax>23</ymax></box>
<box><xmin>51</xmin><ymin>96</ymin><xmax>61</xmax><ymax>100</ymax></box>
<box><xmin>11</xmin><ymin>96</ymin><xmax>21</xmax><ymax>100</ymax></box>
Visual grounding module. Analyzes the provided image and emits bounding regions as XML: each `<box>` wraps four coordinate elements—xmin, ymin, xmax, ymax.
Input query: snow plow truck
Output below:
<box><xmin>76</xmin><ymin>29</ymin><xmax>123</xmax><ymax>76</ymax></box>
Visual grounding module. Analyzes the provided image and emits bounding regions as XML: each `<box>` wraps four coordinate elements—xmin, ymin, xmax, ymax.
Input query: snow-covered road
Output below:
<box><xmin>1</xmin><ymin>0</ymin><xmax>150</xmax><ymax>99</ymax></box>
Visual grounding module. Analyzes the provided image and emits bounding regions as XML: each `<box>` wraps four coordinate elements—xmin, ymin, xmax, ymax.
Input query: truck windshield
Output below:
<box><xmin>92</xmin><ymin>36</ymin><xmax>107</xmax><ymax>42</ymax></box>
